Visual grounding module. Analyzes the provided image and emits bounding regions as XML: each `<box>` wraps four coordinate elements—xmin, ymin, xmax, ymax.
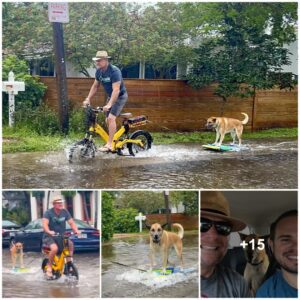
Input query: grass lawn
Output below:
<box><xmin>3</xmin><ymin>126</ymin><xmax>297</xmax><ymax>154</ymax></box>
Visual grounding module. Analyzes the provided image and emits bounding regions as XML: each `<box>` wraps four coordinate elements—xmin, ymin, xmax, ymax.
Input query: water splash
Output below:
<box><xmin>116</xmin><ymin>268</ymin><xmax>197</xmax><ymax>288</ymax></box>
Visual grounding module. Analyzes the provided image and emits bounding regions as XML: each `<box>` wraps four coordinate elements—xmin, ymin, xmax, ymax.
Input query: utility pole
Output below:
<box><xmin>48</xmin><ymin>3</ymin><xmax>69</xmax><ymax>135</ymax></box>
<box><xmin>52</xmin><ymin>22</ymin><xmax>69</xmax><ymax>134</ymax></box>
<box><xmin>163</xmin><ymin>190</ymin><xmax>171</xmax><ymax>230</ymax></box>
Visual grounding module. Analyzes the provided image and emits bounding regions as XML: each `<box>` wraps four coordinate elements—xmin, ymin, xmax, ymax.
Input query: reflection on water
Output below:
<box><xmin>2</xmin><ymin>249</ymin><xmax>100</xmax><ymax>298</ymax></box>
<box><xmin>3</xmin><ymin>139</ymin><xmax>297</xmax><ymax>189</ymax></box>
<box><xmin>102</xmin><ymin>234</ymin><xmax>199</xmax><ymax>298</ymax></box>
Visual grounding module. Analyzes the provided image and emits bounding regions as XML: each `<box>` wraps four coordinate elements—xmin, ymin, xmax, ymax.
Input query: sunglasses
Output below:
<box><xmin>201</xmin><ymin>218</ymin><xmax>232</xmax><ymax>236</ymax></box>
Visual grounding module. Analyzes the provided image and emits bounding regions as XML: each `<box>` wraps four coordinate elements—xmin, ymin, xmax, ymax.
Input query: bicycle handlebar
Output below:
<box><xmin>82</xmin><ymin>104</ymin><xmax>103</xmax><ymax>113</ymax></box>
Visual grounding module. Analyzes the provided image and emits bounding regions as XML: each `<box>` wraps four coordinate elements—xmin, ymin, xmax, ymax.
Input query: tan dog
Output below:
<box><xmin>146</xmin><ymin>222</ymin><xmax>184</xmax><ymax>273</ymax></box>
<box><xmin>10</xmin><ymin>241</ymin><xmax>24</xmax><ymax>269</ymax></box>
<box><xmin>205</xmin><ymin>113</ymin><xmax>249</xmax><ymax>146</ymax></box>
<box><xmin>239</xmin><ymin>233</ymin><xmax>269</xmax><ymax>295</ymax></box>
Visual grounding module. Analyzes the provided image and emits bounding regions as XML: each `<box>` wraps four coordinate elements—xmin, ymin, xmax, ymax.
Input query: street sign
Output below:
<box><xmin>48</xmin><ymin>3</ymin><xmax>69</xmax><ymax>23</ymax></box>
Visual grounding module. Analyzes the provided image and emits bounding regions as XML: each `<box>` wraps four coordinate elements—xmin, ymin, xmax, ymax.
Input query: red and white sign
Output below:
<box><xmin>48</xmin><ymin>3</ymin><xmax>69</xmax><ymax>23</ymax></box>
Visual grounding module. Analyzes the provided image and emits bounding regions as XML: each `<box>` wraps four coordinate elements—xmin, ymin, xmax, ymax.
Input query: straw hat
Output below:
<box><xmin>52</xmin><ymin>195</ymin><xmax>64</xmax><ymax>204</ymax></box>
<box><xmin>201</xmin><ymin>191</ymin><xmax>246</xmax><ymax>232</ymax></box>
<box><xmin>92</xmin><ymin>50</ymin><xmax>111</xmax><ymax>61</ymax></box>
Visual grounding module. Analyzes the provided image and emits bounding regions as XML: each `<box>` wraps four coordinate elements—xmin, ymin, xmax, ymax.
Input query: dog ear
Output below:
<box><xmin>239</xmin><ymin>233</ymin><xmax>247</xmax><ymax>241</ymax></box>
<box><xmin>161</xmin><ymin>223</ymin><xmax>168</xmax><ymax>229</ymax></box>
<box><xmin>260</xmin><ymin>235</ymin><xmax>270</xmax><ymax>245</ymax></box>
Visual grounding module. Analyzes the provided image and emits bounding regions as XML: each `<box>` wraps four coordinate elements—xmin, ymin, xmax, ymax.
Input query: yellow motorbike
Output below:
<box><xmin>41</xmin><ymin>234</ymin><xmax>79</xmax><ymax>281</ymax></box>
<box><xmin>68</xmin><ymin>105</ymin><xmax>153</xmax><ymax>161</ymax></box>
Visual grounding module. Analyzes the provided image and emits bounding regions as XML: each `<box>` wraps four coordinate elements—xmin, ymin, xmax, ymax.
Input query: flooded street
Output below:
<box><xmin>2</xmin><ymin>249</ymin><xmax>100</xmax><ymax>298</ymax></box>
<box><xmin>3</xmin><ymin>138</ymin><xmax>297</xmax><ymax>189</ymax></box>
<box><xmin>102</xmin><ymin>233</ymin><xmax>199</xmax><ymax>298</ymax></box>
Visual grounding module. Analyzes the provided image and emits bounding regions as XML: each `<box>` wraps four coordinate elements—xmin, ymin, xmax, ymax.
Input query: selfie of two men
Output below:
<box><xmin>201</xmin><ymin>191</ymin><xmax>297</xmax><ymax>298</ymax></box>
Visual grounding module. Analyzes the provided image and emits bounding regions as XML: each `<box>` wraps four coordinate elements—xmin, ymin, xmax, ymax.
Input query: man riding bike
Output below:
<box><xmin>42</xmin><ymin>196</ymin><xmax>80</xmax><ymax>279</ymax></box>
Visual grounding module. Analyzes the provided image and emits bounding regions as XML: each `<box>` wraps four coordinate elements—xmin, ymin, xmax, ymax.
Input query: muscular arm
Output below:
<box><xmin>42</xmin><ymin>218</ymin><xmax>55</xmax><ymax>235</ymax></box>
<box><xmin>84</xmin><ymin>79</ymin><xmax>101</xmax><ymax>105</ymax></box>
<box><xmin>67</xmin><ymin>218</ymin><xmax>80</xmax><ymax>234</ymax></box>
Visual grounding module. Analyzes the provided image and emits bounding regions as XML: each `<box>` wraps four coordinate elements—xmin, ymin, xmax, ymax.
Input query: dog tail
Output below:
<box><xmin>241</xmin><ymin>113</ymin><xmax>249</xmax><ymax>125</ymax></box>
<box><xmin>172</xmin><ymin>223</ymin><xmax>184</xmax><ymax>239</ymax></box>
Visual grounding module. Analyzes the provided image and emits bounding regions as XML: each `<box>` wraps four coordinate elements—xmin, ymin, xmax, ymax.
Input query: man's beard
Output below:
<box><xmin>277</xmin><ymin>252</ymin><xmax>298</xmax><ymax>274</ymax></box>
<box><xmin>280</xmin><ymin>263</ymin><xmax>298</xmax><ymax>274</ymax></box>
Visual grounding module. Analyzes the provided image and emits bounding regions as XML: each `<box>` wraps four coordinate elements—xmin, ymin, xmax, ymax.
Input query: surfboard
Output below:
<box><xmin>152</xmin><ymin>267</ymin><xmax>196</xmax><ymax>276</ymax></box>
<box><xmin>203</xmin><ymin>144</ymin><xmax>236</xmax><ymax>152</ymax></box>
<box><xmin>152</xmin><ymin>267</ymin><xmax>176</xmax><ymax>275</ymax></box>
<box><xmin>11</xmin><ymin>267</ymin><xmax>31</xmax><ymax>273</ymax></box>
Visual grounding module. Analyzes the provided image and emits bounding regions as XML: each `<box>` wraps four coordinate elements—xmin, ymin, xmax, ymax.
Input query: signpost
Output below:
<box><xmin>2</xmin><ymin>71</ymin><xmax>25</xmax><ymax>127</ymax></box>
<box><xmin>48</xmin><ymin>2</ymin><xmax>69</xmax><ymax>134</ymax></box>
<box><xmin>135</xmin><ymin>212</ymin><xmax>146</xmax><ymax>233</ymax></box>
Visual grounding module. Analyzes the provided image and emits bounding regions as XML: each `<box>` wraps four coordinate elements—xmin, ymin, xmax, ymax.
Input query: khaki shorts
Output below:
<box><xmin>106</xmin><ymin>92</ymin><xmax>128</xmax><ymax>117</ymax></box>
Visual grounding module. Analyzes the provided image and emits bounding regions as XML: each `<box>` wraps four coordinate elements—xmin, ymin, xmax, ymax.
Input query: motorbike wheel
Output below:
<box><xmin>64</xmin><ymin>261</ymin><xmax>79</xmax><ymax>280</ymax></box>
<box><xmin>41</xmin><ymin>258</ymin><xmax>49</xmax><ymax>271</ymax></box>
<box><xmin>127</xmin><ymin>130</ymin><xmax>152</xmax><ymax>156</ymax></box>
<box><xmin>80</xmin><ymin>140</ymin><xmax>96</xmax><ymax>158</ymax></box>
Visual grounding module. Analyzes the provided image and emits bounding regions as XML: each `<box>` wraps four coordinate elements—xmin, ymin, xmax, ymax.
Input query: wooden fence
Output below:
<box><xmin>146</xmin><ymin>213</ymin><xmax>198</xmax><ymax>230</ymax></box>
<box><xmin>40</xmin><ymin>77</ymin><xmax>297</xmax><ymax>131</ymax></box>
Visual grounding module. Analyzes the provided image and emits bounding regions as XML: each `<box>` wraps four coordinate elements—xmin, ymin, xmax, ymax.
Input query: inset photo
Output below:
<box><xmin>101</xmin><ymin>190</ymin><xmax>199</xmax><ymax>298</ymax></box>
<box><xmin>200</xmin><ymin>190</ymin><xmax>297</xmax><ymax>298</ymax></box>
<box><xmin>2</xmin><ymin>190</ymin><xmax>100</xmax><ymax>298</ymax></box>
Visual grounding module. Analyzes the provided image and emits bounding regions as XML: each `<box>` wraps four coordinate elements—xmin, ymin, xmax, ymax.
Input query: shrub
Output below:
<box><xmin>114</xmin><ymin>208</ymin><xmax>139</xmax><ymax>233</ymax></box>
<box><xmin>101</xmin><ymin>192</ymin><xmax>115</xmax><ymax>241</ymax></box>
<box><xmin>13</xmin><ymin>103</ymin><xmax>60</xmax><ymax>135</ymax></box>
<box><xmin>3</xmin><ymin>207</ymin><xmax>30</xmax><ymax>227</ymax></box>
<box><xmin>69</xmin><ymin>108</ymin><xmax>86</xmax><ymax>134</ymax></box>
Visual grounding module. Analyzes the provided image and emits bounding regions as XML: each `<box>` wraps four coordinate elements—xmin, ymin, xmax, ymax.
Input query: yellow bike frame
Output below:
<box><xmin>88</xmin><ymin>123</ymin><xmax>144</xmax><ymax>152</ymax></box>
<box><xmin>43</xmin><ymin>240</ymin><xmax>71</xmax><ymax>277</ymax></box>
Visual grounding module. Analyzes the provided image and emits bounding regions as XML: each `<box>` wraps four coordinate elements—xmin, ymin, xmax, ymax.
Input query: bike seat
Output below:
<box><xmin>119</xmin><ymin>113</ymin><xmax>132</xmax><ymax>119</ymax></box>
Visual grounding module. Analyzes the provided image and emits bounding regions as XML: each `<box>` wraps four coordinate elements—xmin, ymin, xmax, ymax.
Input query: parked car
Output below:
<box><xmin>14</xmin><ymin>218</ymin><xmax>100</xmax><ymax>252</ymax></box>
<box><xmin>2</xmin><ymin>220</ymin><xmax>22</xmax><ymax>247</ymax></box>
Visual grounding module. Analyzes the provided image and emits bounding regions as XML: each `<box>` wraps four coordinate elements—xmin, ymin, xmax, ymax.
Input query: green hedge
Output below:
<box><xmin>114</xmin><ymin>208</ymin><xmax>139</xmax><ymax>233</ymax></box>
<box><xmin>101</xmin><ymin>192</ymin><xmax>115</xmax><ymax>241</ymax></box>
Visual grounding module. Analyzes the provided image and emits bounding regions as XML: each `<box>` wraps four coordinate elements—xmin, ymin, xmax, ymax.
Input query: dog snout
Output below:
<box><xmin>205</xmin><ymin>122</ymin><xmax>213</xmax><ymax>130</ymax></box>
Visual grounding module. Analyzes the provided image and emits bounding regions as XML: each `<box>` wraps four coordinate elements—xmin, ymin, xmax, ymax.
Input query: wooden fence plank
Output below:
<box><xmin>40</xmin><ymin>77</ymin><xmax>297</xmax><ymax>131</ymax></box>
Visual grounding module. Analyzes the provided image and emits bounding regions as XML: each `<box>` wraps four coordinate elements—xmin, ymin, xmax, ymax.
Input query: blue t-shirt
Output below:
<box><xmin>256</xmin><ymin>270</ymin><xmax>298</xmax><ymax>298</ymax></box>
<box><xmin>95</xmin><ymin>64</ymin><xmax>126</xmax><ymax>97</ymax></box>
<box><xmin>43</xmin><ymin>208</ymin><xmax>72</xmax><ymax>235</ymax></box>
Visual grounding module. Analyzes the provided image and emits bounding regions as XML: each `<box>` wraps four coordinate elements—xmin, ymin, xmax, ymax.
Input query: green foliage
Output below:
<box><xmin>2</xmin><ymin>55</ymin><xmax>47</xmax><ymax>124</ymax></box>
<box><xmin>69</xmin><ymin>108</ymin><xmax>86</xmax><ymax>134</ymax></box>
<box><xmin>61</xmin><ymin>191</ymin><xmax>76</xmax><ymax>198</ymax></box>
<box><xmin>32</xmin><ymin>191</ymin><xmax>45</xmax><ymax>199</ymax></box>
<box><xmin>3</xmin><ymin>207</ymin><xmax>30</xmax><ymax>227</ymax></box>
<box><xmin>101</xmin><ymin>192</ymin><xmax>115</xmax><ymax>241</ymax></box>
<box><xmin>181</xmin><ymin>192</ymin><xmax>199</xmax><ymax>215</ymax></box>
<box><xmin>114</xmin><ymin>208</ymin><xmax>139</xmax><ymax>233</ymax></box>
<box><xmin>114</xmin><ymin>191</ymin><xmax>164</xmax><ymax>214</ymax></box>
<box><xmin>3</xmin><ymin>3</ymin><xmax>190</xmax><ymax>79</ymax></box>
<box><xmin>2</xmin><ymin>193</ymin><xmax>31</xmax><ymax>226</ymax></box>
<box><xmin>170</xmin><ymin>191</ymin><xmax>199</xmax><ymax>215</ymax></box>
<box><xmin>184</xmin><ymin>2</ymin><xmax>298</xmax><ymax>100</ymax></box>
<box><xmin>12</xmin><ymin>103</ymin><xmax>60</xmax><ymax>135</ymax></box>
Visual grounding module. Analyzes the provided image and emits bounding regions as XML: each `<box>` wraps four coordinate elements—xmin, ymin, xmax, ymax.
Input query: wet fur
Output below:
<box><xmin>239</xmin><ymin>233</ymin><xmax>269</xmax><ymax>295</ymax></box>
<box><xmin>10</xmin><ymin>241</ymin><xmax>24</xmax><ymax>269</ymax></box>
<box><xmin>206</xmin><ymin>113</ymin><xmax>249</xmax><ymax>146</ymax></box>
<box><xmin>147</xmin><ymin>223</ymin><xmax>184</xmax><ymax>273</ymax></box>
